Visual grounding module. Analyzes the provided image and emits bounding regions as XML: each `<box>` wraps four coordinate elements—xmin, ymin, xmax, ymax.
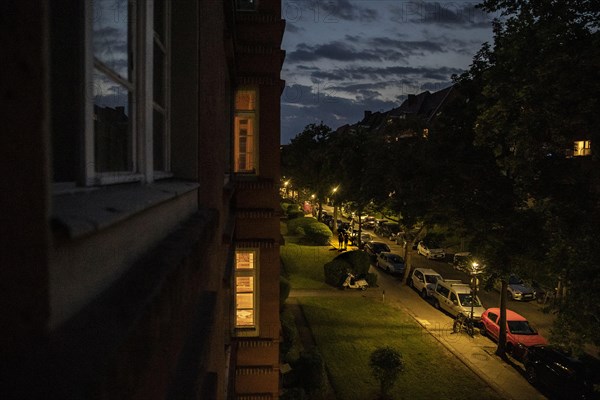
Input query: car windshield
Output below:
<box><xmin>507</xmin><ymin>320</ymin><xmax>537</xmax><ymax>335</ymax></box>
<box><xmin>425</xmin><ymin>275</ymin><xmax>439</xmax><ymax>284</ymax></box>
<box><xmin>509</xmin><ymin>275</ymin><xmax>524</xmax><ymax>285</ymax></box>
<box><xmin>458</xmin><ymin>293</ymin><xmax>481</xmax><ymax>307</ymax></box>
<box><xmin>389</xmin><ymin>255</ymin><xmax>403</xmax><ymax>263</ymax></box>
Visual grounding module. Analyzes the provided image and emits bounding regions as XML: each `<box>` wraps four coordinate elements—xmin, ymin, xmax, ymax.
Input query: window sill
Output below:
<box><xmin>52</xmin><ymin>179</ymin><xmax>200</xmax><ymax>239</ymax></box>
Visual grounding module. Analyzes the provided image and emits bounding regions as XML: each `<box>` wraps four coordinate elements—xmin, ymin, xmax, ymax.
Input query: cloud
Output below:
<box><xmin>287</xmin><ymin>42</ymin><xmax>383</xmax><ymax>62</ymax></box>
<box><xmin>388</xmin><ymin>1</ymin><xmax>494</xmax><ymax>29</ymax></box>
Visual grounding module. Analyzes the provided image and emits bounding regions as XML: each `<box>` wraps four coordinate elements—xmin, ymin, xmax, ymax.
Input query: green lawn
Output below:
<box><xmin>281</xmin><ymin>241</ymin><xmax>338</xmax><ymax>289</ymax></box>
<box><xmin>281</xmin><ymin>232</ymin><xmax>502</xmax><ymax>400</ymax></box>
<box><xmin>299</xmin><ymin>296</ymin><xmax>503</xmax><ymax>400</ymax></box>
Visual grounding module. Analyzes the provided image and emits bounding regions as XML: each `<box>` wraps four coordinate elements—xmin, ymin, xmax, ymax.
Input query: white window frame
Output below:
<box><xmin>234</xmin><ymin>248</ymin><xmax>259</xmax><ymax>336</ymax></box>
<box><xmin>83</xmin><ymin>0</ymin><xmax>171</xmax><ymax>186</ymax></box>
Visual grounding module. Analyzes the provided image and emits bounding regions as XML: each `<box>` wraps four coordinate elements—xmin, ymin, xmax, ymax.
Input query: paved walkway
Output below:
<box><xmin>289</xmin><ymin>287</ymin><xmax>546</xmax><ymax>400</ymax></box>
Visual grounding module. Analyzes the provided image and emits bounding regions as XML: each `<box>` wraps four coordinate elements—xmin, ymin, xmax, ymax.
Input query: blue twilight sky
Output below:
<box><xmin>280</xmin><ymin>0</ymin><xmax>497</xmax><ymax>143</ymax></box>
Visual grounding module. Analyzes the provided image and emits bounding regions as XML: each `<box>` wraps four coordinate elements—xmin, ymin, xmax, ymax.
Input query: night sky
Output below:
<box><xmin>280</xmin><ymin>0</ymin><xmax>496</xmax><ymax>143</ymax></box>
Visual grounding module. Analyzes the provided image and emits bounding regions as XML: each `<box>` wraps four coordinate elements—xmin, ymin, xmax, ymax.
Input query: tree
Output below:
<box><xmin>282</xmin><ymin>123</ymin><xmax>336</xmax><ymax>220</ymax></box>
<box><xmin>469</xmin><ymin>0</ymin><xmax>600</xmax><ymax>350</ymax></box>
<box><xmin>369</xmin><ymin>347</ymin><xmax>404</xmax><ymax>399</ymax></box>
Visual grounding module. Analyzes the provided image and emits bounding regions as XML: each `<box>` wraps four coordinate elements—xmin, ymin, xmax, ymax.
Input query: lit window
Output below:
<box><xmin>573</xmin><ymin>140</ymin><xmax>592</xmax><ymax>157</ymax></box>
<box><xmin>85</xmin><ymin>0</ymin><xmax>171</xmax><ymax>185</ymax></box>
<box><xmin>234</xmin><ymin>89</ymin><xmax>258</xmax><ymax>174</ymax></box>
<box><xmin>235</xmin><ymin>250</ymin><xmax>257</xmax><ymax>329</ymax></box>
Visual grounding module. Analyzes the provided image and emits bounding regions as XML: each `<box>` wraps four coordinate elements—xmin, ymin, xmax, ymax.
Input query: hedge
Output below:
<box><xmin>287</xmin><ymin>217</ymin><xmax>319</xmax><ymax>235</ymax></box>
<box><xmin>303</xmin><ymin>222</ymin><xmax>332</xmax><ymax>245</ymax></box>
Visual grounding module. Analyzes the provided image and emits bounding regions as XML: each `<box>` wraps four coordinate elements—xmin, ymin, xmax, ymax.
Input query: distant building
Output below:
<box><xmin>1</xmin><ymin>1</ymin><xmax>284</xmax><ymax>399</ymax></box>
<box><xmin>337</xmin><ymin>86</ymin><xmax>455</xmax><ymax>139</ymax></box>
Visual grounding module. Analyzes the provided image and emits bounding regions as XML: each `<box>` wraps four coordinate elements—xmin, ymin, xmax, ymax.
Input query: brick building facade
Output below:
<box><xmin>1</xmin><ymin>1</ymin><xmax>284</xmax><ymax>399</ymax></box>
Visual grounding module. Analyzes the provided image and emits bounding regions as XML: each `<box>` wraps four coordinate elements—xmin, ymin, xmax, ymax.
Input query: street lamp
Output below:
<box><xmin>331</xmin><ymin>185</ymin><xmax>340</xmax><ymax>234</ymax></box>
<box><xmin>469</xmin><ymin>261</ymin><xmax>481</xmax><ymax>320</ymax></box>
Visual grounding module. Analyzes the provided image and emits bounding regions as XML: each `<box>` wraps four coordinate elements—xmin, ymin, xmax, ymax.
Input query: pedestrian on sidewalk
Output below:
<box><xmin>338</xmin><ymin>230</ymin><xmax>344</xmax><ymax>250</ymax></box>
<box><xmin>343</xmin><ymin>231</ymin><xmax>349</xmax><ymax>250</ymax></box>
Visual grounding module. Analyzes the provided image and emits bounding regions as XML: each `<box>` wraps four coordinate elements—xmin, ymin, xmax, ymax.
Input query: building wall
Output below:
<box><xmin>1</xmin><ymin>0</ymin><xmax>283</xmax><ymax>399</ymax></box>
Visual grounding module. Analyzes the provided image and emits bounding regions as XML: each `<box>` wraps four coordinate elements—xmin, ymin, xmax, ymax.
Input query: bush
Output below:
<box><xmin>287</xmin><ymin>203</ymin><xmax>301</xmax><ymax>213</ymax></box>
<box><xmin>323</xmin><ymin>250</ymin><xmax>372</xmax><ymax>287</ymax></box>
<box><xmin>370</xmin><ymin>347</ymin><xmax>404</xmax><ymax>399</ymax></box>
<box><xmin>287</xmin><ymin>210</ymin><xmax>305</xmax><ymax>220</ymax></box>
<box><xmin>296</xmin><ymin>348</ymin><xmax>326</xmax><ymax>397</ymax></box>
<box><xmin>280</xmin><ymin>308</ymin><xmax>301</xmax><ymax>363</ymax></box>
<box><xmin>323</xmin><ymin>259</ymin><xmax>351</xmax><ymax>287</ymax></box>
<box><xmin>287</xmin><ymin>217</ymin><xmax>319</xmax><ymax>235</ymax></box>
<box><xmin>365</xmin><ymin>272</ymin><xmax>378</xmax><ymax>287</ymax></box>
<box><xmin>280</xmin><ymin>275</ymin><xmax>291</xmax><ymax>307</ymax></box>
<box><xmin>334</xmin><ymin>250</ymin><xmax>371</xmax><ymax>276</ymax></box>
<box><xmin>303</xmin><ymin>222</ymin><xmax>332</xmax><ymax>245</ymax></box>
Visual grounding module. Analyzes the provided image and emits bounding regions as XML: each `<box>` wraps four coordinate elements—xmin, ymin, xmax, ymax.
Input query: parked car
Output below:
<box><xmin>408</xmin><ymin>268</ymin><xmax>443</xmax><ymax>298</ymax></box>
<box><xmin>480</xmin><ymin>308</ymin><xmax>548</xmax><ymax>358</ymax></box>
<box><xmin>376</xmin><ymin>252</ymin><xmax>405</xmax><ymax>275</ymax></box>
<box><xmin>363</xmin><ymin>216</ymin><xmax>377</xmax><ymax>230</ymax></box>
<box><xmin>494</xmin><ymin>274</ymin><xmax>537</xmax><ymax>301</ymax></box>
<box><xmin>432</xmin><ymin>279</ymin><xmax>486</xmax><ymax>321</ymax></box>
<box><xmin>376</xmin><ymin>221</ymin><xmax>401</xmax><ymax>239</ymax></box>
<box><xmin>349</xmin><ymin>231</ymin><xmax>373</xmax><ymax>247</ymax></box>
<box><xmin>417</xmin><ymin>241</ymin><xmax>446</xmax><ymax>260</ymax></box>
<box><xmin>524</xmin><ymin>345</ymin><xmax>599</xmax><ymax>399</ymax></box>
<box><xmin>364</xmin><ymin>241</ymin><xmax>391</xmax><ymax>256</ymax></box>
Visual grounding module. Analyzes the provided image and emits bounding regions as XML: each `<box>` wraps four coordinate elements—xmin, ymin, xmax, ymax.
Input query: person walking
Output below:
<box><xmin>343</xmin><ymin>230</ymin><xmax>349</xmax><ymax>250</ymax></box>
<box><xmin>338</xmin><ymin>230</ymin><xmax>344</xmax><ymax>250</ymax></box>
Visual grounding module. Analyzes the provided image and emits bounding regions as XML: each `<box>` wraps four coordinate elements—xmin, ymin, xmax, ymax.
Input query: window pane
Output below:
<box><xmin>235</xmin><ymin>116</ymin><xmax>254</xmax><ymax>172</ymax></box>
<box><xmin>153</xmin><ymin>110</ymin><xmax>165</xmax><ymax>171</ymax></box>
<box><xmin>93</xmin><ymin>69</ymin><xmax>133</xmax><ymax>172</ymax></box>
<box><xmin>236</xmin><ymin>277</ymin><xmax>254</xmax><ymax>293</ymax></box>
<box><xmin>93</xmin><ymin>0</ymin><xmax>131</xmax><ymax>81</ymax></box>
<box><xmin>235</xmin><ymin>90</ymin><xmax>256</xmax><ymax>111</ymax></box>
<box><xmin>236</xmin><ymin>251</ymin><xmax>254</xmax><ymax>269</ymax></box>
<box><xmin>154</xmin><ymin>0</ymin><xmax>166</xmax><ymax>41</ymax></box>
<box><xmin>153</xmin><ymin>42</ymin><xmax>165</xmax><ymax>106</ymax></box>
<box><xmin>236</xmin><ymin>309</ymin><xmax>254</xmax><ymax>326</ymax></box>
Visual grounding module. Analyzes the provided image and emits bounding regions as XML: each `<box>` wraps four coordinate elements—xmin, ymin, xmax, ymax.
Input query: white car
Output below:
<box><xmin>494</xmin><ymin>274</ymin><xmax>536</xmax><ymax>301</ymax></box>
<box><xmin>408</xmin><ymin>268</ymin><xmax>443</xmax><ymax>298</ymax></box>
<box><xmin>417</xmin><ymin>241</ymin><xmax>446</xmax><ymax>260</ymax></box>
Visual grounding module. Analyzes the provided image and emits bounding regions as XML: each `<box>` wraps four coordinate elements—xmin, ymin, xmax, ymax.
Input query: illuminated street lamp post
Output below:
<box><xmin>469</xmin><ymin>262</ymin><xmax>480</xmax><ymax>320</ymax></box>
<box><xmin>332</xmin><ymin>186</ymin><xmax>339</xmax><ymax>234</ymax></box>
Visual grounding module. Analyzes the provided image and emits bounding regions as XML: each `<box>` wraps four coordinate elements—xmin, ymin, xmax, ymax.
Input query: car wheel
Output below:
<box><xmin>525</xmin><ymin>365</ymin><xmax>537</xmax><ymax>384</ymax></box>
<box><xmin>480</xmin><ymin>324</ymin><xmax>487</xmax><ymax>337</ymax></box>
<box><xmin>433</xmin><ymin>299</ymin><xmax>440</xmax><ymax>309</ymax></box>
<box><xmin>506</xmin><ymin>342</ymin><xmax>514</xmax><ymax>355</ymax></box>
<box><xmin>408</xmin><ymin>278</ymin><xmax>414</xmax><ymax>288</ymax></box>
<box><xmin>421</xmin><ymin>289</ymin><xmax>428</xmax><ymax>299</ymax></box>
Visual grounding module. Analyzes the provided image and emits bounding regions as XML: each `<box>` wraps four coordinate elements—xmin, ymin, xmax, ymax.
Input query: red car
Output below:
<box><xmin>480</xmin><ymin>308</ymin><xmax>548</xmax><ymax>358</ymax></box>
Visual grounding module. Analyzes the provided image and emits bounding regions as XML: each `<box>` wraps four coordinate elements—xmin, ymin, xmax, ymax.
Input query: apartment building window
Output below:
<box><xmin>235</xmin><ymin>250</ymin><xmax>258</xmax><ymax>332</ymax></box>
<box><xmin>234</xmin><ymin>88</ymin><xmax>258</xmax><ymax>174</ymax></box>
<box><xmin>85</xmin><ymin>0</ymin><xmax>170</xmax><ymax>185</ymax></box>
<box><xmin>573</xmin><ymin>140</ymin><xmax>592</xmax><ymax>157</ymax></box>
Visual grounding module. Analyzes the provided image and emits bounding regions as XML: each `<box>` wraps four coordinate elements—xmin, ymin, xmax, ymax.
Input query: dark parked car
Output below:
<box><xmin>364</xmin><ymin>241</ymin><xmax>391</xmax><ymax>256</ymax></box>
<box><xmin>524</xmin><ymin>345</ymin><xmax>599</xmax><ymax>399</ymax></box>
<box><xmin>363</xmin><ymin>216</ymin><xmax>377</xmax><ymax>230</ymax></box>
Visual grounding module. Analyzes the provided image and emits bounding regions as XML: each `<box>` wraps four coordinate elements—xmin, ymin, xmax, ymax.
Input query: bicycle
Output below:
<box><xmin>453</xmin><ymin>313</ymin><xmax>476</xmax><ymax>337</ymax></box>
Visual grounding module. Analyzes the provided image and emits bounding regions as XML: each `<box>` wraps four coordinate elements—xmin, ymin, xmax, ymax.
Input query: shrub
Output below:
<box><xmin>280</xmin><ymin>308</ymin><xmax>301</xmax><ymax>363</ymax></box>
<box><xmin>323</xmin><ymin>250</ymin><xmax>372</xmax><ymax>287</ymax></box>
<box><xmin>334</xmin><ymin>250</ymin><xmax>371</xmax><ymax>276</ymax></box>
<box><xmin>287</xmin><ymin>203</ymin><xmax>301</xmax><ymax>213</ymax></box>
<box><xmin>323</xmin><ymin>259</ymin><xmax>351</xmax><ymax>287</ymax></box>
<box><xmin>365</xmin><ymin>272</ymin><xmax>378</xmax><ymax>287</ymax></box>
<box><xmin>369</xmin><ymin>347</ymin><xmax>404</xmax><ymax>399</ymax></box>
<box><xmin>280</xmin><ymin>275</ymin><xmax>291</xmax><ymax>307</ymax></box>
<box><xmin>287</xmin><ymin>217</ymin><xmax>319</xmax><ymax>235</ymax></box>
<box><xmin>296</xmin><ymin>348</ymin><xmax>326</xmax><ymax>397</ymax></box>
<box><xmin>303</xmin><ymin>222</ymin><xmax>332</xmax><ymax>245</ymax></box>
<box><xmin>287</xmin><ymin>210</ymin><xmax>305</xmax><ymax>220</ymax></box>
